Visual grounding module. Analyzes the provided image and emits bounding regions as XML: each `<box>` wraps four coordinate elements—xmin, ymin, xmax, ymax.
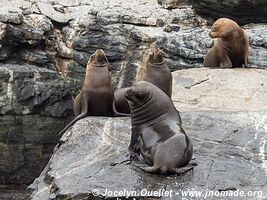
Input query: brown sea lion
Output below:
<box><xmin>114</xmin><ymin>87</ymin><xmax>131</xmax><ymax>114</ymax></box>
<box><xmin>204</xmin><ymin>18</ymin><xmax>249</xmax><ymax>68</ymax></box>
<box><xmin>114</xmin><ymin>48</ymin><xmax>172</xmax><ymax>115</ymax></box>
<box><xmin>125</xmin><ymin>81</ymin><xmax>193</xmax><ymax>175</ymax></box>
<box><xmin>58</xmin><ymin>49</ymin><xmax>128</xmax><ymax>135</ymax></box>
<box><xmin>136</xmin><ymin>48</ymin><xmax>172</xmax><ymax>97</ymax></box>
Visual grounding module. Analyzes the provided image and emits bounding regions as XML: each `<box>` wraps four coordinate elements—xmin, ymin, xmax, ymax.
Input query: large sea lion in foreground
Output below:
<box><xmin>125</xmin><ymin>81</ymin><xmax>193</xmax><ymax>175</ymax></box>
<box><xmin>204</xmin><ymin>18</ymin><xmax>249</xmax><ymax>68</ymax></box>
<box><xmin>114</xmin><ymin>48</ymin><xmax>172</xmax><ymax>114</ymax></box>
<box><xmin>58</xmin><ymin>49</ymin><xmax>127</xmax><ymax>135</ymax></box>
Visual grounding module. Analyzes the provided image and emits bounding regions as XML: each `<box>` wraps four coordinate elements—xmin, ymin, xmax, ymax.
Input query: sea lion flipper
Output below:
<box><xmin>220</xmin><ymin>54</ymin><xmax>232</xmax><ymax>68</ymax></box>
<box><xmin>128</xmin><ymin>127</ymin><xmax>141</xmax><ymax>156</ymax></box>
<box><xmin>58</xmin><ymin>112</ymin><xmax>87</xmax><ymax>136</ymax></box>
<box><xmin>112</xmin><ymin>99</ymin><xmax>131</xmax><ymax>117</ymax></box>
<box><xmin>140</xmin><ymin>166</ymin><xmax>160</xmax><ymax>174</ymax></box>
<box><xmin>170</xmin><ymin>166</ymin><xmax>193</xmax><ymax>175</ymax></box>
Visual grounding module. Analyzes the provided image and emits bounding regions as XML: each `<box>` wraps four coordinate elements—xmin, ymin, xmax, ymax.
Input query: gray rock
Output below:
<box><xmin>158</xmin><ymin>0</ymin><xmax>188</xmax><ymax>9</ymax></box>
<box><xmin>192</xmin><ymin>0</ymin><xmax>267</xmax><ymax>25</ymax></box>
<box><xmin>20</xmin><ymin>49</ymin><xmax>49</xmax><ymax>65</ymax></box>
<box><xmin>0</xmin><ymin>22</ymin><xmax>6</xmax><ymax>41</ymax></box>
<box><xmin>29</xmin><ymin>68</ymin><xmax>267</xmax><ymax>199</ymax></box>
<box><xmin>0</xmin><ymin>64</ymin><xmax>74</xmax><ymax>116</ymax></box>
<box><xmin>37</xmin><ymin>2</ymin><xmax>72</xmax><ymax>24</ymax></box>
<box><xmin>172</xmin><ymin>68</ymin><xmax>267</xmax><ymax>111</ymax></box>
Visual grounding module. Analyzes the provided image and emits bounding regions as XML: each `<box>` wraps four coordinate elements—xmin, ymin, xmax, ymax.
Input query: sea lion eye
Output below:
<box><xmin>213</xmin><ymin>24</ymin><xmax>220</xmax><ymax>32</ymax></box>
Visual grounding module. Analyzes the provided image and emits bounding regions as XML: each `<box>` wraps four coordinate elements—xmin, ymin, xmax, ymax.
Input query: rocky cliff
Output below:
<box><xmin>193</xmin><ymin>0</ymin><xmax>267</xmax><ymax>25</ymax></box>
<box><xmin>0</xmin><ymin>0</ymin><xmax>267</xmax><ymax>199</ymax></box>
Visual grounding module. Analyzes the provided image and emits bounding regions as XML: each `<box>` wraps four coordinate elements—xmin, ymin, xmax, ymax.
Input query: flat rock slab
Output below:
<box><xmin>172</xmin><ymin>68</ymin><xmax>267</xmax><ymax>112</ymax></box>
<box><xmin>29</xmin><ymin>112</ymin><xmax>267</xmax><ymax>199</ymax></box>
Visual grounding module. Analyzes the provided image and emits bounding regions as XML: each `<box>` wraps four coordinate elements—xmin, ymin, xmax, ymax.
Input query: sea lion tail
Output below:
<box><xmin>58</xmin><ymin>112</ymin><xmax>87</xmax><ymax>136</ymax></box>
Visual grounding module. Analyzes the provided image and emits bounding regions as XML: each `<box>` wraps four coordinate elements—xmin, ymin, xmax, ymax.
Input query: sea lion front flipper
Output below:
<box><xmin>112</xmin><ymin>99</ymin><xmax>131</xmax><ymax>117</ymax></box>
<box><xmin>220</xmin><ymin>54</ymin><xmax>232</xmax><ymax>68</ymax></box>
<box><xmin>128</xmin><ymin>127</ymin><xmax>141</xmax><ymax>158</ymax></box>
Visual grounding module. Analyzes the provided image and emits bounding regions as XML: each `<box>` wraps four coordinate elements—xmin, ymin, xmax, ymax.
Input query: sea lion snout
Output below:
<box><xmin>88</xmin><ymin>49</ymin><xmax>108</xmax><ymax>66</ymax></box>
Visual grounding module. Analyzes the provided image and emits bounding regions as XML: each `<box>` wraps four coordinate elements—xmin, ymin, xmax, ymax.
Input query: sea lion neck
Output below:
<box><xmin>130</xmin><ymin>94</ymin><xmax>169</xmax><ymax>127</ymax></box>
<box><xmin>147</xmin><ymin>61</ymin><xmax>165</xmax><ymax>68</ymax></box>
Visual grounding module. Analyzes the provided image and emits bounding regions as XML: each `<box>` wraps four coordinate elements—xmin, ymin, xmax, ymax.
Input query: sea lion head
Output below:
<box><xmin>147</xmin><ymin>48</ymin><xmax>166</xmax><ymax>64</ymax></box>
<box><xmin>125</xmin><ymin>81</ymin><xmax>173</xmax><ymax>125</ymax></box>
<box><xmin>125</xmin><ymin>81</ymin><xmax>151</xmax><ymax>109</ymax></box>
<box><xmin>88</xmin><ymin>49</ymin><xmax>109</xmax><ymax>67</ymax></box>
<box><xmin>209</xmin><ymin>18</ymin><xmax>240</xmax><ymax>39</ymax></box>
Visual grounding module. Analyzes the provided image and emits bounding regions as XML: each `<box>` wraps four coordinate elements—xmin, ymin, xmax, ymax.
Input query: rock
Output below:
<box><xmin>0</xmin><ymin>64</ymin><xmax>74</xmax><ymax>116</ymax></box>
<box><xmin>0</xmin><ymin>22</ymin><xmax>6</xmax><ymax>41</ymax></box>
<box><xmin>192</xmin><ymin>0</ymin><xmax>267</xmax><ymax>25</ymax></box>
<box><xmin>29</xmin><ymin>68</ymin><xmax>267</xmax><ymax>199</ymax></box>
<box><xmin>20</xmin><ymin>49</ymin><xmax>49</xmax><ymax>65</ymax></box>
<box><xmin>172</xmin><ymin>68</ymin><xmax>267</xmax><ymax>111</ymax></box>
<box><xmin>37</xmin><ymin>2</ymin><xmax>72</xmax><ymax>24</ymax></box>
<box><xmin>0</xmin><ymin>0</ymin><xmax>266</xmax><ymax>198</ymax></box>
<box><xmin>0</xmin><ymin>64</ymin><xmax>77</xmax><ymax>194</ymax></box>
<box><xmin>0</xmin><ymin>5</ymin><xmax>23</xmax><ymax>24</ymax></box>
<box><xmin>158</xmin><ymin>0</ymin><xmax>188</xmax><ymax>9</ymax></box>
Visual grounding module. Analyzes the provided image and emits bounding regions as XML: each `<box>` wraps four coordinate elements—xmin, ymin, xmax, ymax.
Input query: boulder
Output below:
<box><xmin>29</xmin><ymin>68</ymin><xmax>267</xmax><ymax>199</ymax></box>
<box><xmin>158</xmin><ymin>0</ymin><xmax>188</xmax><ymax>9</ymax></box>
<box><xmin>192</xmin><ymin>0</ymin><xmax>267</xmax><ymax>25</ymax></box>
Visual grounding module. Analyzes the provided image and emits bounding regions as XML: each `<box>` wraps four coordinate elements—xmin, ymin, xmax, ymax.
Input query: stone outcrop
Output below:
<box><xmin>0</xmin><ymin>0</ymin><xmax>266</xmax><ymax>87</ymax></box>
<box><xmin>192</xmin><ymin>0</ymin><xmax>267</xmax><ymax>25</ymax></box>
<box><xmin>0</xmin><ymin>64</ymin><xmax>78</xmax><ymax>197</ymax></box>
<box><xmin>29</xmin><ymin>68</ymin><xmax>267</xmax><ymax>200</ymax></box>
<box><xmin>0</xmin><ymin>0</ymin><xmax>266</xmax><ymax>199</ymax></box>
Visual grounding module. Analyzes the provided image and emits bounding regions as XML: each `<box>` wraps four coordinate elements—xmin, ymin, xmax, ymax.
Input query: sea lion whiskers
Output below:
<box><xmin>204</xmin><ymin>18</ymin><xmax>249</xmax><ymax>68</ymax></box>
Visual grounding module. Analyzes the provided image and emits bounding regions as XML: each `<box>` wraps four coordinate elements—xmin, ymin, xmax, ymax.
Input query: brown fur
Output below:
<box><xmin>136</xmin><ymin>48</ymin><xmax>172</xmax><ymax>97</ymax></box>
<box><xmin>59</xmin><ymin>49</ymin><xmax>127</xmax><ymax>135</ymax></box>
<box><xmin>204</xmin><ymin>18</ymin><xmax>249</xmax><ymax>68</ymax></box>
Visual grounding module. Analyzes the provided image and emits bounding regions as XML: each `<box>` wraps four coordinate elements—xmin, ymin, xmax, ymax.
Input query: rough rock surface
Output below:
<box><xmin>0</xmin><ymin>0</ymin><xmax>266</xmax><ymax>87</ymax></box>
<box><xmin>192</xmin><ymin>0</ymin><xmax>267</xmax><ymax>25</ymax></box>
<box><xmin>0</xmin><ymin>64</ymin><xmax>77</xmax><ymax>196</ymax></box>
<box><xmin>172</xmin><ymin>68</ymin><xmax>267</xmax><ymax>112</ymax></box>
<box><xmin>29</xmin><ymin>68</ymin><xmax>267</xmax><ymax>200</ymax></box>
<box><xmin>0</xmin><ymin>0</ymin><xmax>267</xmax><ymax>198</ymax></box>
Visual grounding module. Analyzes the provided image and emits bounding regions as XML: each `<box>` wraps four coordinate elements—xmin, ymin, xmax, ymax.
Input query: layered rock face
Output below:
<box><xmin>29</xmin><ymin>68</ymin><xmax>267</xmax><ymax>200</ymax></box>
<box><xmin>192</xmin><ymin>0</ymin><xmax>267</xmax><ymax>25</ymax></box>
<box><xmin>0</xmin><ymin>64</ymin><xmax>75</xmax><ymax>192</ymax></box>
<box><xmin>0</xmin><ymin>0</ymin><xmax>266</xmax><ymax>87</ymax></box>
<box><xmin>0</xmin><ymin>0</ymin><xmax>266</xmax><ymax>199</ymax></box>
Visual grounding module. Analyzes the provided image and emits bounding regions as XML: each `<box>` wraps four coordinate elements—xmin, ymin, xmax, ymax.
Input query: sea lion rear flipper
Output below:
<box><xmin>140</xmin><ymin>166</ymin><xmax>160</xmax><ymax>174</ymax></box>
<box><xmin>58</xmin><ymin>96</ymin><xmax>89</xmax><ymax>136</ymax></box>
<box><xmin>170</xmin><ymin>166</ymin><xmax>193</xmax><ymax>175</ymax></box>
<box><xmin>58</xmin><ymin>112</ymin><xmax>87</xmax><ymax>136</ymax></box>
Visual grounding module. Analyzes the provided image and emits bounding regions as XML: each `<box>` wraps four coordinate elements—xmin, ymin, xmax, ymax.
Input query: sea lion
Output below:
<box><xmin>204</xmin><ymin>18</ymin><xmax>249</xmax><ymax>68</ymax></box>
<box><xmin>114</xmin><ymin>87</ymin><xmax>131</xmax><ymax>114</ymax></box>
<box><xmin>58</xmin><ymin>49</ymin><xmax>127</xmax><ymax>135</ymax></box>
<box><xmin>114</xmin><ymin>48</ymin><xmax>172</xmax><ymax>115</ymax></box>
<box><xmin>136</xmin><ymin>48</ymin><xmax>172</xmax><ymax>97</ymax></box>
<box><xmin>125</xmin><ymin>81</ymin><xmax>193</xmax><ymax>175</ymax></box>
